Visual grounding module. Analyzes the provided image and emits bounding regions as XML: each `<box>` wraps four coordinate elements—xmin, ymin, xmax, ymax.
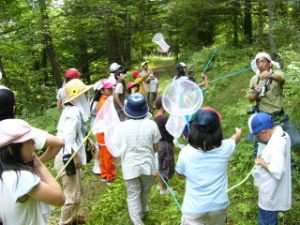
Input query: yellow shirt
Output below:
<box><xmin>134</xmin><ymin>77</ymin><xmax>146</xmax><ymax>95</ymax></box>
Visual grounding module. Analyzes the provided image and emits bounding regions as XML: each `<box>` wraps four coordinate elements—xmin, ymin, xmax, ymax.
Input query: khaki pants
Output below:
<box><xmin>181</xmin><ymin>208</ymin><xmax>227</xmax><ymax>225</ymax></box>
<box><xmin>125</xmin><ymin>175</ymin><xmax>155</xmax><ymax>225</ymax></box>
<box><xmin>55</xmin><ymin>156</ymin><xmax>83</xmax><ymax>225</ymax></box>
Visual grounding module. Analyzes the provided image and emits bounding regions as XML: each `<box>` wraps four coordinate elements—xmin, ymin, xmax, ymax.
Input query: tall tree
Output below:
<box><xmin>0</xmin><ymin>56</ymin><xmax>9</xmax><ymax>86</ymax></box>
<box><xmin>244</xmin><ymin>0</ymin><xmax>253</xmax><ymax>44</ymax></box>
<box><xmin>258</xmin><ymin>0</ymin><xmax>264</xmax><ymax>49</ymax></box>
<box><xmin>38</xmin><ymin>0</ymin><xmax>62</xmax><ymax>87</ymax></box>
<box><xmin>232</xmin><ymin>0</ymin><xmax>241</xmax><ymax>46</ymax></box>
<box><xmin>267</xmin><ymin>0</ymin><xmax>277</xmax><ymax>53</ymax></box>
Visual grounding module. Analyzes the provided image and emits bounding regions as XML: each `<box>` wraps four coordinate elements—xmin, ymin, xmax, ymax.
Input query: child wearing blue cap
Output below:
<box><xmin>176</xmin><ymin>109</ymin><xmax>242</xmax><ymax>225</ymax></box>
<box><xmin>248</xmin><ymin>112</ymin><xmax>291</xmax><ymax>225</ymax></box>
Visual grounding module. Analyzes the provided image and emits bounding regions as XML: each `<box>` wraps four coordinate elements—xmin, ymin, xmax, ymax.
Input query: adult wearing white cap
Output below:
<box><xmin>139</xmin><ymin>61</ymin><xmax>155</xmax><ymax>100</ymax></box>
<box><xmin>248</xmin><ymin>52</ymin><xmax>300</xmax><ymax>150</ymax></box>
<box><xmin>107</xmin><ymin>62</ymin><xmax>121</xmax><ymax>85</ymax></box>
<box><xmin>174</xmin><ymin>62</ymin><xmax>189</xmax><ymax>81</ymax></box>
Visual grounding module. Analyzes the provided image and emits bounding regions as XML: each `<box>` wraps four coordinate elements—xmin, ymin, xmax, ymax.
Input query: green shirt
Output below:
<box><xmin>249</xmin><ymin>70</ymin><xmax>284</xmax><ymax>114</ymax></box>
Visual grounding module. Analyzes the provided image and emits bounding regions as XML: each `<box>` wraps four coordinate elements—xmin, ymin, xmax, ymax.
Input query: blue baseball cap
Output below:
<box><xmin>195</xmin><ymin>109</ymin><xmax>220</xmax><ymax>132</ymax></box>
<box><xmin>247</xmin><ymin>112</ymin><xmax>274</xmax><ymax>141</ymax></box>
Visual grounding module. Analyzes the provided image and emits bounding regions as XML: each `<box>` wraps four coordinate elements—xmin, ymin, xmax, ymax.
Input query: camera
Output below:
<box><xmin>247</xmin><ymin>105</ymin><xmax>259</xmax><ymax>115</ymax></box>
<box><xmin>63</xmin><ymin>154</ymin><xmax>76</xmax><ymax>176</ymax></box>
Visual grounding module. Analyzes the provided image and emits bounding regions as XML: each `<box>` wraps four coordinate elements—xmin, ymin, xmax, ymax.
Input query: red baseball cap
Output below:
<box><xmin>132</xmin><ymin>70</ymin><xmax>140</xmax><ymax>79</ymax></box>
<box><xmin>64</xmin><ymin>68</ymin><xmax>82</xmax><ymax>79</ymax></box>
<box><xmin>127</xmin><ymin>82</ymin><xmax>136</xmax><ymax>89</ymax></box>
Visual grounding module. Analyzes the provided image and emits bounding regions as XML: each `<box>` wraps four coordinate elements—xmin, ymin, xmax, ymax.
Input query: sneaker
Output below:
<box><xmin>92</xmin><ymin>165</ymin><xmax>101</xmax><ymax>175</ymax></box>
<box><xmin>106</xmin><ymin>181</ymin><xmax>113</xmax><ymax>186</ymax></box>
<box><xmin>160</xmin><ymin>189</ymin><xmax>168</xmax><ymax>195</ymax></box>
<box><xmin>100</xmin><ymin>178</ymin><xmax>108</xmax><ymax>182</ymax></box>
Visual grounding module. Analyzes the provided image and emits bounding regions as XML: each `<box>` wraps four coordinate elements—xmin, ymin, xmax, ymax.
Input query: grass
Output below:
<box><xmin>23</xmin><ymin>46</ymin><xmax>300</xmax><ymax>224</ymax></box>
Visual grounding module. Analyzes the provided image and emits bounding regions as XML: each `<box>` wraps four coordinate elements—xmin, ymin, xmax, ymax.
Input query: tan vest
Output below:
<box><xmin>249</xmin><ymin>70</ymin><xmax>284</xmax><ymax>114</ymax></box>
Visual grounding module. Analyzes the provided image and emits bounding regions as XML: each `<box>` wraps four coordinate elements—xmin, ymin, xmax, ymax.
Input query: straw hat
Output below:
<box><xmin>64</xmin><ymin>79</ymin><xmax>93</xmax><ymax>104</ymax></box>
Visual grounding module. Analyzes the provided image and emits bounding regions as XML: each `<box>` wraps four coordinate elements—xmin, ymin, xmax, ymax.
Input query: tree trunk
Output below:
<box><xmin>258</xmin><ymin>0</ymin><xmax>264</xmax><ymax>49</ymax></box>
<box><xmin>244</xmin><ymin>0</ymin><xmax>253</xmax><ymax>44</ymax></box>
<box><xmin>267</xmin><ymin>0</ymin><xmax>277</xmax><ymax>54</ymax></box>
<box><xmin>0</xmin><ymin>56</ymin><xmax>10</xmax><ymax>86</ymax></box>
<box><xmin>232</xmin><ymin>1</ymin><xmax>240</xmax><ymax>47</ymax></box>
<box><xmin>106</xmin><ymin>28</ymin><xmax>122</xmax><ymax>65</ymax></box>
<box><xmin>38</xmin><ymin>0</ymin><xmax>62</xmax><ymax>87</ymax></box>
<box><xmin>79</xmin><ymin>39</ymin><xmax>90</xmax><ymax>84</ymax></box>
<box><xmin>123</xmin><ymin>13</ymin><xmax>132</xmax><ymax>68</ymax></box>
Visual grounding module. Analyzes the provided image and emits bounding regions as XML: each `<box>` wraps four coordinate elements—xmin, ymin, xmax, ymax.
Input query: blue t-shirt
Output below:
<box><xmin>176</xmin><ymin>139</ymin><xmax>236</xmax><ymax>214</ymax></box>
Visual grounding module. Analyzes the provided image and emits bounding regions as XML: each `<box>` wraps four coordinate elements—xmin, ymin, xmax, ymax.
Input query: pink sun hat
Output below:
<box><xmin>0</xmin><ymin>119</ymin><xmax>36</xmax><ymax>148</ymax></box>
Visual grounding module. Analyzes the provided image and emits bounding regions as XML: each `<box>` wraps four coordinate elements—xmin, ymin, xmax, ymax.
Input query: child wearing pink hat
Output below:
<box><xmin>0</xmin><ymin>119</ymin><xmax>65</xmax><ymax>225</ymax></box>
<box><xmin>94</xmin><ymin>79</ymin><xmax>118</xmax><ymax>183</ymax></box>
<box><xmin>0</xmin><ymin>85</ymin><xmax>63</xmax><ymax>163</ymax></box>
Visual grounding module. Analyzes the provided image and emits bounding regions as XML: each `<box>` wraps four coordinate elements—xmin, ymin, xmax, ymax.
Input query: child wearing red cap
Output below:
<box><xmin>0</xmin><ymin>119</ymin><xmax>65</xmax><ymax>225</ymax></box>
<box><xmin>56</xmin><ymin>68</ymin><xmax>82</xmax><ymax>111</ymax></box>
<box><xmin>127</xmin><ymin>82</ymin><xmax>140</xmax><ymax>94</ymax></box>
<box><xmin>131</xmin><ymin>70</ymin><xmax>153</xmax><ymax>97</ymax></box>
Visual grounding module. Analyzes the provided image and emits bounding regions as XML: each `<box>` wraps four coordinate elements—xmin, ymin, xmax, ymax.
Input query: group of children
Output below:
<box><xmin>0</xmin><ymin>55</ymin><xmax>293</xmax><ymax>225</ymax></box>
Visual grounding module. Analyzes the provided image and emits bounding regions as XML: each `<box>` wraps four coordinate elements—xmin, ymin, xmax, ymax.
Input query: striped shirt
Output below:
<box><xmin>253</xmin><ymin>126</ymin><xmax>291</xmax><ymax>211</ymax></box>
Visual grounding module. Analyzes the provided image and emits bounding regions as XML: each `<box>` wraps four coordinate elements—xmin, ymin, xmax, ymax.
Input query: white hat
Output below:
<box><xmin>251</xmin><ymin>52</ymin><xmax>280</xmax><ymax>75</ymax></box>
<box><xmin>141</xmin><ymin>61</ymin><xmax>149</xmax><ymax>67</ymax></box>
<box><xmin>179</xmin><ymin>62</ymin><xmax>187</xmax><ymax>67</ymax></box>
<box><xmin>110</xmin><ymin>63</ymin><xmax>121</xmax><ymax>72</ymax></box>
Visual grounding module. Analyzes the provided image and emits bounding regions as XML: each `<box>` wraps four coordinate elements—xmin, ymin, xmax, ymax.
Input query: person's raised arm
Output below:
<box><xmin>56</xmin><ymin>99</ymin><xmax>63</xmax><ymax>111</ymax></box>
<box><xmin>28</xmin><ymin>154</ymin><xmax>65</xmax><ymax>206</ymax></box>
<box><xmin>231</xmin><ymin>128</ymin><xmax>242</xmax><ymax>144</ymax></box>
<box><xmin>39</xmin><ymin>134</ymin><xmax>64</xmax><ymax>163</ymax></box>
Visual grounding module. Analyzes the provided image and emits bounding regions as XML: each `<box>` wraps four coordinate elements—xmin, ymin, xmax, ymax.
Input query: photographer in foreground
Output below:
<box><xmin>248</xmin><ymin>52</ymin><xmax>300</xmax><ymax>152</ymax></box>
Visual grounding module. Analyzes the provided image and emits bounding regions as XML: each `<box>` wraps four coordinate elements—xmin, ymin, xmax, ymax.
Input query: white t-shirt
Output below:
<box><xmin>0</xmin><ymin>170</ymin><xmax>47</xmax><ymax>225</ymax></box>
<box><xmin>56</xmin><ymin>87</ymin><xmax>66</xmax><ymax>103</ymax></box>
<box><xmin>107</xmin><ymin>73</ymin><xmax>117</xmax><ymax>86</ymax></box>
<box><xmin>173</xmin><ymin>76</ymin><xmax>188</xmax><ymax>82</ymax></box>
<box><xmin>252</xmin><ymin>126</ymin><xmax>291</xmax><ymax>211</ymax></box>
<box><xmin>120</xmin><ymin>119</ymin><xmax>161</xmax><ymax>180</ymax></box>
<box><xmin>149</xmin><ymin>78</ymin><xmax>158</xmax><ymax>92</ymax></box>
<box><xmin>114</xmin><ymin>82</ymin><xmax>124</xmax><ymax>94</ymax></box>
<box><xmin>176</xmin><ymin>139</ymin><xmax>236</xmax><ymax>214</ymax></box>
<box><xmin>31</xmin><ymin>127</ymin><xmax>48</xmax><ymax>150</ymax></box>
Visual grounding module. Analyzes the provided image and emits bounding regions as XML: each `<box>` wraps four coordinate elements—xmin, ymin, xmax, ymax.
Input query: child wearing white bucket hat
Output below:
<box><xmin>0</xmin><ymin>119</ymin><xmax>65</xmax><ymax>225</ymax></box>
